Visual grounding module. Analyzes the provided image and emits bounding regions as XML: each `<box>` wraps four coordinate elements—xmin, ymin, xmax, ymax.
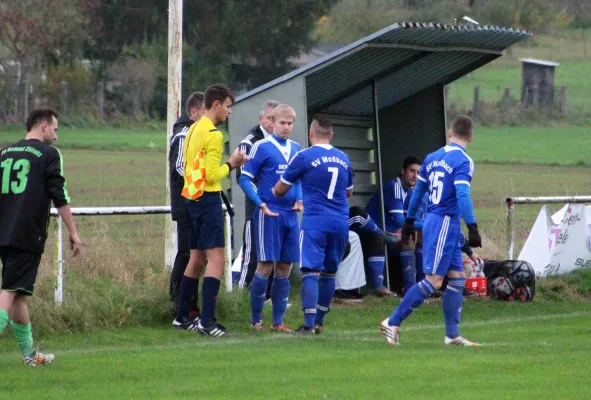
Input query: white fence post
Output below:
<box><xmin>50</xmin><ymin>205</ymin><xmax>233</xmax><ymax>304</ymax></box>
<box><xmin>55</xmin><ymin>215</ymin><xmax>64</xmax><ymax>305</ymax></box>
<box><xmin>506</xmin><ymin>199</ymin><xmax>515</xmax><ymax>260</ymax></box>
<box><xmin>225</xmin><ymin>211</ymin><xmax>233</xmax><ymax>293</ymax></box>
<box><xmin>505</xmin><ymin>196</ymin><xmax>591</xmax><ymax>261</ymax></box>
<box><xmin>165</xmin><ymin>0</ymin><xmax>184</xmax><ymax>271</ymax></box>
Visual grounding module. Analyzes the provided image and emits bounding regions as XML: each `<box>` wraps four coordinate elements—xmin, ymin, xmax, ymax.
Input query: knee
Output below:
<box><xmin>257</xmin><ymin>263</ymin><xmax>273</xmax><ymax>277</ymax></box>
<box><xmin>275</xmin><ymin>263</ymin><xmax>292</xmax><ymax>278</ymax></box>
<box><xmin>426</xmin><ymin>274</ymin><xmax>444</xmax><ymax>290</ymax></box>
<box><xmin>301</xmin><ymin>268</ymin><xmax>320</xmax><ymax>278</ymax></box>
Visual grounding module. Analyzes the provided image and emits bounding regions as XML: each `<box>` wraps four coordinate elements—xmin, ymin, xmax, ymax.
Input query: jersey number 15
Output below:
<box><xmin>428</xmin><ymin>171</ymin><xmax>444</xmax><ymax>205</ymax></box>
<box><xmin>1</xmin><ymin>158</ymin><xmax>30</xmax><ymax>195</ymax></box>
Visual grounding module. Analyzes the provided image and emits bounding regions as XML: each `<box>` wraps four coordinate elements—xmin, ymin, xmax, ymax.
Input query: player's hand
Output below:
<box><xmin>292</xmin><ymin>200</ymin><xmax>303</xmax><ymax>212</ymax></box>
<box><xmin>466</xmin><ymin>223</ymin><xmax>482</xmax><ymax>248</ymax></box>
<box><xmin>469</xmin><ymin>252</ymin><xmax>483</xmax><ymax>265</ymax></box>
<box><xmin>69</xmin><ymin>232</ymin><xmax>84</xmax><ymax>257</ymax></box>
<box><xmin>383</xmin><ymin>232</ymin><xmax>400</xmax><ymax>245</ymax></box>
<box><xmin>401</xmin><ymin>218</ymin><xmax>416</xmax><ymax>245</ymax></box>
<box><xmin>228</xmin><ymin>148</ymin><xmax>250</xmax><ymax>168</ymax></box>
<box><xmin>260</xmin><ymin>203</ymin><xmax>279</xmax><ymax>217</ymax></box>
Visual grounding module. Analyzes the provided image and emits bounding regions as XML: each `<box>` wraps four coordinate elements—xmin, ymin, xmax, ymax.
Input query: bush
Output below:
<box><xmin>41</xmin><ymin>61</ymin><xmax>93</xmax><ymax>113</ymax></box>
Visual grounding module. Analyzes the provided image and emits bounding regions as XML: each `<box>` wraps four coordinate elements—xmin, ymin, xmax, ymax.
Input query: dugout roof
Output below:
<box><xmin>234</xmin><ymin>22</ymin><xmax>531</xmax><ymax>116</ymax></box>
<box><xmin>227</xmin><ymin>22</ymin><xmax>530</xmax><ymax>261</ymax></box>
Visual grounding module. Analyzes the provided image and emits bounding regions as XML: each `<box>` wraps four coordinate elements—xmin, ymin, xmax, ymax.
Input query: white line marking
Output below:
<box><xmin>0</xmin><ymin>311</ymin><xmax>587</xmax><ymax>359</ymax></box>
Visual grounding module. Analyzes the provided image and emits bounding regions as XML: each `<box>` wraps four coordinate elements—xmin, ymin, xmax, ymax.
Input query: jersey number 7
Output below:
<box><xmin>327</xmin><ymin>167</ymin><xmax>339</xmax><ymax>199</ymax></box>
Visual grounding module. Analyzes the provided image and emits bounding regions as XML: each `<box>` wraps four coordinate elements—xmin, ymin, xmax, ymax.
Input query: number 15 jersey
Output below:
<box><xmin>419</xmin><ymin>143</ymin><xmax>474</xmax><ymax>219</ymax></box>
<box><xmin>0</xmin><ymin>139</ymin><xmax>71</xmax><ymax>253</ymax></box>
<box><xmin>281</xmin><ymin>144</ymin><xmax>353</xmax><ymax>234</ymax></box>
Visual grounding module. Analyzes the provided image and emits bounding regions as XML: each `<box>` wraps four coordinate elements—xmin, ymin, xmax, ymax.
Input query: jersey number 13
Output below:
<box><xmin>1</xmin><ymin>158</ymin><xmax>30</xmax><ymax>195</ymax></box>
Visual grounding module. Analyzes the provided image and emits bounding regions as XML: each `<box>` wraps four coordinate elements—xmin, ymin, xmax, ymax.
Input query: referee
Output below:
<box><xmin>0</xmin><ymin>108</ymin><xmax>83</xmax><ymax>366</ymax></box>
<box><xmin>173</xmin><ymin>84</ymin><xmax>248</xmax><ymax>336</ymax></box>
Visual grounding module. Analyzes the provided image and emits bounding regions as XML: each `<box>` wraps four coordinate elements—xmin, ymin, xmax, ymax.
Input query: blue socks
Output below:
<box><xmin>301</xmin><ymin>274</ymin><xmax>319</xmax><ymax>329</ymax></box>
<box><xmin>271</xmin><ymin>276</ymin><xmax>290</xmax><ymax>327</ymax></box>
<box><xmin>250</xmin><ymin>272</ymin><xmax>269</xmax><ymax>325</ymax></box>
<box><xmin>368</xmin><ymin>256</ymin><xmax>386</xmax><ymax>289</ymax></box>
<box><xmin>400</xmin><ymin>250</ymin><xmax>416</xmax><ymax>293</ymax></box>
<box><xmin>200</xmin><ymin>277</ymin><xmax>220</xmax><ymax>326</ymax></box>
<box><xmin>176</xmin><ymin>276</ymin><xmax>199</xmax><ymax>322</ymax></box>
<box><xmin>415</xmin><ymin>246</ymin><xmax>424</xmax><ymax>282</ymax></box>
<box><xmin>315</xmin><ymin>275</ymin><xmax>336</xmax><ymax>326</ymax></box>
<box><xmin>443</xmin><ymin>277</ymin><xmax>465</xmax><ymax>339</ymax></box>
<box><xmin>388</xmin><ymin>279</ymin><xmax>435</xmax><ymax>326</ymax></box>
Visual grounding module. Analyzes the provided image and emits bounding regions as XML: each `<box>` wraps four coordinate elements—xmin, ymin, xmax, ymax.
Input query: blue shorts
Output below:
<box><xmin>254</xmin><ymin>208</ymin><xmax>299</xmax><ymax>263</ymax></box>
<box><xmin>299</xmin><ymin>229</ymin><xmax>348</xmax><ymax>273</ymax></box>
<box><xmin>422</xmin><ymin>213</ymin><xmax>463</xmax><ymax>277</ymax></box>
<box><xmin>187</xmin><ymin>192</ymin><xmax>225</xmax><ymax>250</ymax></box>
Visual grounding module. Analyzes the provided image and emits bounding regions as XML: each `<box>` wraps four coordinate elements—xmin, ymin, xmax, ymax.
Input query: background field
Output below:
<box><xmin>0</xmin><ymin>125</ymin><xmax>590</xmax><ymax>399</ymax></box>
<box><xmin>1</xmin><ymin>296</ymin><xmax>590</xmax><ymax>399</ymax></box>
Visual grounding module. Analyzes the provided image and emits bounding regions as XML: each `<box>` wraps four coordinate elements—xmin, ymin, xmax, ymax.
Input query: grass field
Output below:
<box><xmin>448</xmin><ymin>59</ymin><xmax>591</xmax><ymax>114</ymax></box>
<box><xmin>1</xmin><ymin>297</ymin><xmax>590</xmax><ymax>399</ymax></box>
<box><xmin>0</xmin><ymin>126</ymin><xmax>590</xmax><ymax>398</ymax></box>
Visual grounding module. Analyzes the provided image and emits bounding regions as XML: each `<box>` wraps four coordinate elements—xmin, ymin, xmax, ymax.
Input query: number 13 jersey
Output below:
<box><xmin>0</xmin><ymin>139</ymin><xmax>71</xmax><ymax>253</ymax></box>
<box><xmin>419</xmin><ymin>143</ymin><xmax>474</xmax><ymax>220</ymax></box>
<box><xmin>282</xmin><ymin>144</ymin><xmax>353</xmax><ymax>234</ymax></box>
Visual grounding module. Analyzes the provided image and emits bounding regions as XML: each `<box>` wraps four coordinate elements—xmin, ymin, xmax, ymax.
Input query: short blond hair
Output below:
<box><xmin>271</xmin><ymin>104</ymin><xmax>296</xmax><ymax>121</ymax></box>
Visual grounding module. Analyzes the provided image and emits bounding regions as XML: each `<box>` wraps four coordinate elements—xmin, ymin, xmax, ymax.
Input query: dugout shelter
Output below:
<box><xmin>228</xmin><ymin>22</ymin><xmax>530</xmax><ymax>257</ymax></box>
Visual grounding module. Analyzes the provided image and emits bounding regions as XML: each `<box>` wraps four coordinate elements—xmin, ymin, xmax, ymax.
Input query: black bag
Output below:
<box><xmin>483</xmin><ymin>260</ymin><xmax>536</xmax><ymax>302</ymax></box>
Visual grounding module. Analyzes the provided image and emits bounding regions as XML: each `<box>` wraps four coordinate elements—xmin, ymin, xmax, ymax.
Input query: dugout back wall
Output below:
<box><xmin>377</xmin><ymin>84</ymin><xmax>447</xmax><ymax>183</ymax></box>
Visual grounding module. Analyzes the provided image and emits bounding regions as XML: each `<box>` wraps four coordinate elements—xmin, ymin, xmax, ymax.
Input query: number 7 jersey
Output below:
<box><xmin>419</xmin><ymin>143</ymin><xmax>474</xmax><ymax>219</ymax></box>
<box><xmin>281</xmin><ymin>144</ymin><xmax>353</xmax><ymax>233</ymax></box>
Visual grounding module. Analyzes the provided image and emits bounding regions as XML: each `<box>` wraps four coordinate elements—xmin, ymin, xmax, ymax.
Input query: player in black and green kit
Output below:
<box><xmin>0</xmin><ymin>108</ymin><xmax>83</xmax><ymax>366</ymax></box>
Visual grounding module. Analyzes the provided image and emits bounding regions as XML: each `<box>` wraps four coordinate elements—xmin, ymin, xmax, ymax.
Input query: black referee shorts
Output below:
<box><xmin>187</xmin><ymin>192</ymin><xmax>225</xmax><ymax>250</ymax></box>
<box><xmin>0</xmin><ymin>246</ymin><xmax>42</xmax><ymax>295</ymax></box>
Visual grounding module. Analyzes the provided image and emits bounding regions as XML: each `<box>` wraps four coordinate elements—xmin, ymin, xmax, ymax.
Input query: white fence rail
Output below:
<box><xmin>49</xmin><ymin>205</ymin><xmax>233</xmax><ymax>305</ymax></box>
<box><xmin>505</xmin><ymin>195</ymin><xmax>591</xmax><ymax>260</ymax></box>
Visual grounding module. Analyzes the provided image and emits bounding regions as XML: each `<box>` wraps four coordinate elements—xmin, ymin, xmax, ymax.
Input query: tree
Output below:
<box><xmin>0</xmin><ymin>0</ymin><xmax>96</xmax><ymax>80</ymax></box>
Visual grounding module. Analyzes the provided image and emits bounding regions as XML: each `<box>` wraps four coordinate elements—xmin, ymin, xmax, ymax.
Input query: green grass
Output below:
<box><xmin>0</xmin><ymin>126</ymin><xmax>590</xmax><ymax>398</ymax></box>
<box><xmin>448</xmin><ymin>59</ymin><xmax>591</xmax><ymax>115</ymax></box>
<box><xmin>1</xmin><ymin>298</ymin><xmax>590</xmax><ymax>399</ymax></box>
<box><xmin>0</xmin><ymin>127</ymin><xmax>167</xmax><ymax>151</ymax></box>
<box><xmin>471</xmin><ymin>126</ymin><xmax>591</xmax><ymax>166</ymax></box>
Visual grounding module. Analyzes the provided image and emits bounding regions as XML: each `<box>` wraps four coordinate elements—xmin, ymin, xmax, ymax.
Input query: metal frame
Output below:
<box><xmin>50</xmin><ymin>205</ymin><xmax>233</xmax><ymax>305</ymax></box>
<box><xmin>505</xmin><ymin>196</ymin><xmax>591</xmax><ymax>259</ymax></box>
<box><xmin>366</xmin><ymin>42</ymin><xmax>503</xmax><ymax>55</ymax></box>
<box><xmin>371</xmin><ymin>78</ymin><xmax>390</xmax><ymax>289</ymax></box>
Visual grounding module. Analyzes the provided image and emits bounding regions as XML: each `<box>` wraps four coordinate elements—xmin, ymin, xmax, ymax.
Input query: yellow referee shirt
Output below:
<box><xmin>182</xmin><ymin>116</ymin><xmax>229</xmax><ymax>198</ymax></box>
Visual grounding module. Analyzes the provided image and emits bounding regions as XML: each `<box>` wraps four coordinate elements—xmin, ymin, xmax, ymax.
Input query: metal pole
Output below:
<box><xmin>372</xmin><ymin>79</ymin><xmax>390</xmax><ymax>290</ymax></box>
<box><xmin>55</xmin><ymin>216</ymin><xmax>64</xmax><ymax>305</ymax></box>
<box><xmin>225</xmin><ymin>211</ymin><xmax>233</xmax><ymax>293</ymax></box>
<box><xmin>506</xmin><ymin>201</ymin><xmax>514</xmax><ymax>260</ymax></box>
<box><xmin>165</xmin><ymin>0</ymin><xmax>183</xmax><ymax>271</ymax></box>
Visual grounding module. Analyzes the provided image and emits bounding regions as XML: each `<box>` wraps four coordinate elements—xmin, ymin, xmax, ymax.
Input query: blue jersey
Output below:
<box><xmin>281</xmin><ymin>144</ymin><xmax>353</xmax><ymax>233</ymax></box>
<box><xmin>365</xmin><ymin>178</ymin><xmax>407</xmax><ymax>232</ymax></box>
<box><xmin>403</xmin><ymin>188</ymin><xmax>429</xmax><ymax>227</ymax></box>
<box><xmin>242</xmin><ymin>135</ymin><xmax>301</xmax><ymax>210</ymax></box>
<box><xmin>418</xmin><ymin>143</ymin><xmax>474</xmax><ymax>219</ymax></box>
